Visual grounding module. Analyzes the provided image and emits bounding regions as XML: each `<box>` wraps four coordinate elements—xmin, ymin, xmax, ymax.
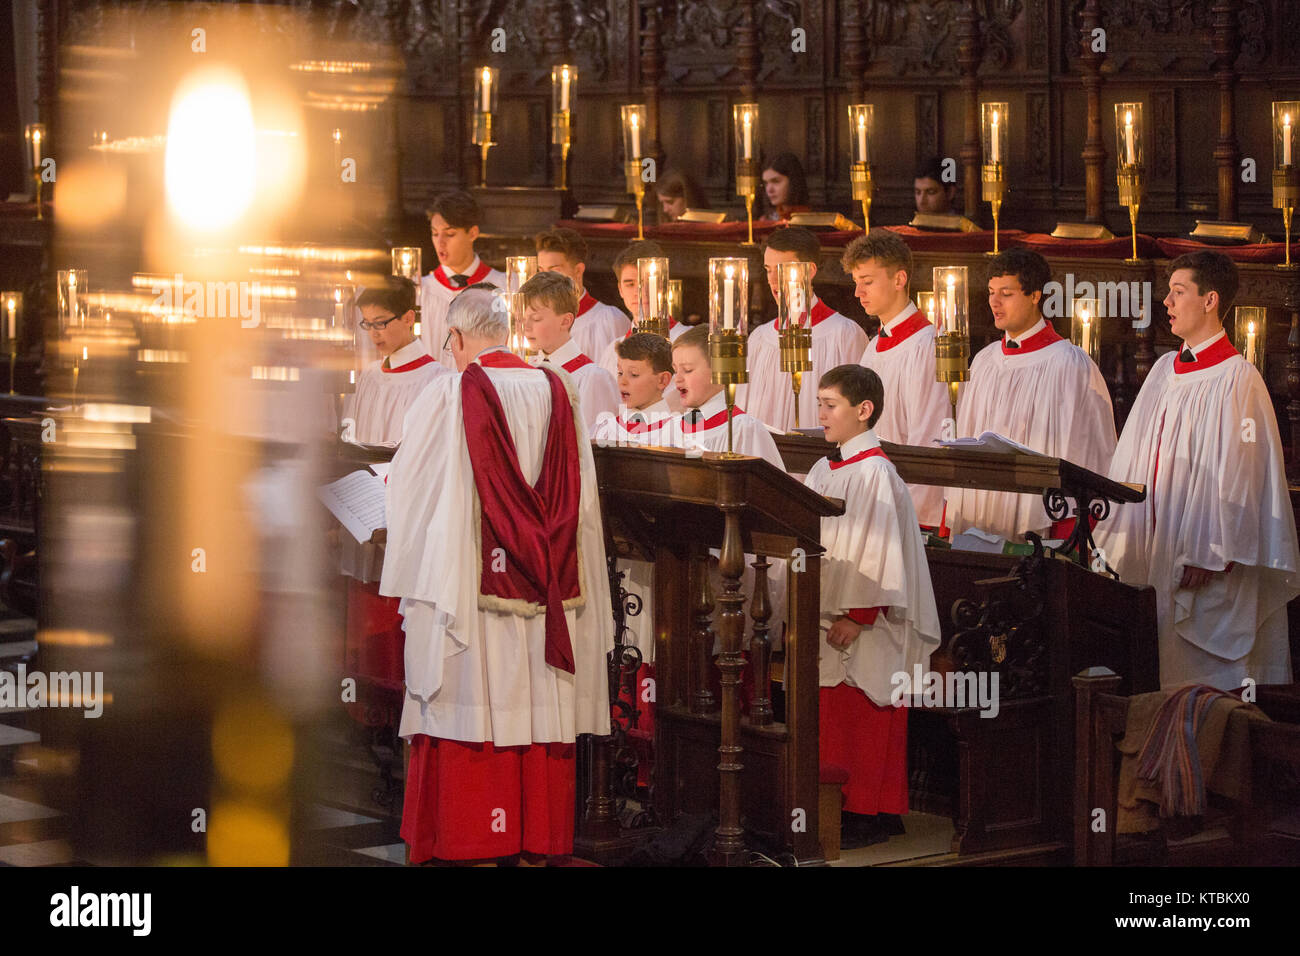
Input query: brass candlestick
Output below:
<box><xmin>982</xmin><ymin>163</ymin><xmax>1005</xmax><ymax>255</ymax></box>
<box><xmin>933</xmin><ymin>266</ymin><xmax>970</xmax><ymax>418</ymax></box>
<box><xmin>709</xmin><ymin>257</ymin><xmax>750</xmax><ymax>456</ymax></box>
<box><xmin>554</xmin><ymin>112</ymin><xmax>572</xmax><ymax>191</ymax></box>
<box><xmin>779</xmin><ymin>327</ymin><xmax>812</xmax><ymax>427</ymax></box>
<box><xmin>850</xmin><ymin>162</ymin><xmax>873</xmax><ymax>233</ymax></box>
<box><xmin>1274</xmin><ymin>167</ymin><xmax>1298</xmax><ymax>270</ymax></box>
<box><xmin>1118</xmin><ymin>164</ymin><xmax>1145</xmax><ymax>263</ymax></box>
<box><xmin>710</xmin><ymin>330</ymin><xmax>747</xmax><ymax>455</ymax></box>
<box><xmin>736</xmin><ymin>159</ymin><xmax>758</xmax><ymax>246</ymax></box>
<box><xmin>474</xmin><ymin>112</ymin><xmax>493</xmax><ymax>188</ymax></box>
<box><xmin>625</xmin><ymin>159</ymin><xmax>646</xmax><ymax>240</ymax></box>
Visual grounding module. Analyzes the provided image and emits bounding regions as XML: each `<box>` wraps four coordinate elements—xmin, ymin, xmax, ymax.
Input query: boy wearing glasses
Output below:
<box><xmin>343</xmin><ymin>276</ymin><xmax>446</xmax><ymax>445</ymax></box>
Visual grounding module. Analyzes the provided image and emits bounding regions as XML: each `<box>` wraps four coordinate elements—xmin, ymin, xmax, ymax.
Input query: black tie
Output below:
<box><xmin>629</xmin><ymin>414</ymin><xmax>646</xmax><ymax>426</ymax></box>
<box><xmin>686</xmin><ymin>409</ymin><xmax>704</xmax><ymax>425</ymax></box>
<box><xmin>450</xmin><ymin>273</ymin><xmax>470</xmax><ymax>288</ymax></box>
<box><xmin>1004</xmin><ymin>337</ymin><xmax>1021</xmax><ymax>350</ymax></box>
<box><xmin>1179</xmin><ymin>347</ymin><xmax>1195</xmax><ymax>363</ymax></box>
<box><xmin>877</xmin><ymin>327</ymin><xmax>889</xmax><ymax>339</ymax></box>
<box><xmin>828</xmin><ymin>447</ymin><xmax>843</xmax><ymax>462</ymax></box>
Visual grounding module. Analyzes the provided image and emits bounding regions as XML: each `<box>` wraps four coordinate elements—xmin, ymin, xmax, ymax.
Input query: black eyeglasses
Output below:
<box><xmin>443</xmin><ymin>328</ymin><xmax>460</xmax><ymax>354</ymax></box>
<box><xmin>358</xmin><ymin>314</ymin><xmax>401</xmax><ymax>331</ymax></box>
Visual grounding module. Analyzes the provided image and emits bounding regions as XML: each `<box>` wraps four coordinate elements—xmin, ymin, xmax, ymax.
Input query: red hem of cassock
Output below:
<box><xmin>345</xmin><ymin>579</ymin><xmax>406</xmax><ymax>689</ymax></box>
<box><xmin>401</xmin><ymin>736</ymin><xmax>576</xmax><ymax>863</ymax></box>
<box><xmin>819</xmin><ymin>683</ymin><xmax>909</xmax><ymax>815</ymax></box>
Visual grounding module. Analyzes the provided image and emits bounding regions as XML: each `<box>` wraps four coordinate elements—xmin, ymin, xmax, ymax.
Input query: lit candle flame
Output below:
<box><xmin>1249</xmin><ymin>320</ymin><xmax>1256</xmax><ymax>334</ymax></box>
<box><xmin>332</xmin><ymin>128</ymin><xmax>342</xmax><ymax>144</ymax></box>
<box><xmin>1125</xmin><ymin>109</ymin><xmax>1133</xmax><ymax>126</ymax></box>
<box><xmin>725</xmin><ymin>264</ymin><xmax>735</xmax><ymax>279</ymax></box>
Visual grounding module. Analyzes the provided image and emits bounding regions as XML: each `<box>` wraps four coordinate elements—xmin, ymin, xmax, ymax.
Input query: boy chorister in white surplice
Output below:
<box><xmin>535</xmin><ymin>226</ymin><xmax>631</xmax><ymax>362</ymax></box>
<box><xmin>1094</xmin><ymin>251</ymin><xmax>1299</xmax><ymax>691</ymax></box>
<box><xmin>849</xmin><ymin>230</ymin><xmax>951</xmax><ymax>530</ymax></box>
<box><xmin>947</xmin><ymin>249</ymin><xmax>1116</xmax><ymax>542</ymax></box>
<box><xmin>737</xmin><ymin>226</ymin><xmax>867</xmax><ymax>433</ymax></box>
<box><xmin>804</xmin><ymin>364</ymin><xmax>940</xmax><ymax>848</ymax></box>
<box><xmin>338</xmin><ymin>276</ymin><xmax>448</xmax><ymax>734</ymax></box>
<box><xmin>419</xmin><ymin>190</ymin><xmax>506</xmax><ymax>369</ymax></box>
<box><xmin>521</xmin><ymin>271</ymin><xmax>620</xmax><ymax>433</ymax></box>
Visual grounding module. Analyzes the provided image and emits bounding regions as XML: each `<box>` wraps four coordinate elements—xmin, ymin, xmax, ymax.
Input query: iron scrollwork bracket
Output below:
<box><xmin>1042</xmin><ymin>487</ymin><xmax>1118</xmax><ymax>578</ymax></box>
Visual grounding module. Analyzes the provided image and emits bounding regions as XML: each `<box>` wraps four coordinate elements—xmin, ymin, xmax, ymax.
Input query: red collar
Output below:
<box><xmin>577</xmin><ymin>292</ymin><xmax>598</xmax><ymax>316</ymax></box>
<box><xmin>561</xmin><ymin>353</ymin><xmax>594</xmax><ymax>373</ymax></box>
<box><xmin>478</xmin><ymin>350</ymin><xmax>533</xmax><ymax>369</ymax></box>
<box><xmin>433</xmin><ymin>260</ymin><xmax>492</xmax><ymax>292</ymax></box>
<box><xmin>809</xmin><ymin>298</ymin><xmax>835</xmax><ymax>328</ymax></box>
<box><xmin>1174</xmin><ymin>335</ymin><xmax>1238</xmax><ymax>374</ymax></box>
<box><xmin>618</xmin><ymin>414</ymin><xmax>671</xmax><ymax>435</ymax></box>
<box><xmin>382</xmin><ymin>352</ymin><xmax>437</xmax><ymax>374</ymax></box>
<box><xmin>874</xmin><ymin>311</ymin><xmax>930</xmax><ymax>352</ymax></box>
<box><xmin>829</xmin><ymin>446</ymin><xmax>889</xmax><ymax>470</ymax></box>
<box><xmin>681</xmin><ymin>405</ymin><xmax>745</xmax><ymax>432</ymax></box>
<box><xmin>1001</xmin><ymin>321</ymin><xmax>1063</xmax><ymax>355</ymax></box>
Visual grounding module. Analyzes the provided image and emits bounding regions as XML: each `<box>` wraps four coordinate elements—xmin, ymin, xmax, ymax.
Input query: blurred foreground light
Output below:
<box><xmin>83</xmin><ymin>403</ymin><xmax>152</xmax><ymax>424</ymax></box>
<box><xmin>52</xmin><ymin>159</ymin><xmax>127</xmax><ymax>230</ymax></box>
<box><xmin>208</xmin><ymin>800</ymin><xmax>290</xmax><ymax>867</ymax></box>
<box><xmin>212</xmin><ymin>697</ymin><xmax>293</xmax><ymax>793</ymax></box>
<box><xmin>164</xmin><ymin>67</ymin><xmax>257</xmax><ymax>232</ymax></box>
<box><xmin>38</xmin><ymin>629</ymin><xmax>115</xmax><ymax>648</ymax></box>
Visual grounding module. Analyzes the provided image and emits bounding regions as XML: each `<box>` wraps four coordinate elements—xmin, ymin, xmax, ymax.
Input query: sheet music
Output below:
<box><xmin>936</xmin><ymin>431</ymin><xmax>1042</xmax><ymax>457</ymax></box>
<box><xmin>317</xmin><ymin>470</ymin><xmax>387</xmax><ymax>544</ymax></box>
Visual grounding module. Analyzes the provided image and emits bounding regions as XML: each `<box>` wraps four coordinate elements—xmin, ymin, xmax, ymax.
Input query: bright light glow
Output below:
<box><xmin>164</xmin><ymin>68</ymin><xmax>258</xmax><ymax>232</ymax></box>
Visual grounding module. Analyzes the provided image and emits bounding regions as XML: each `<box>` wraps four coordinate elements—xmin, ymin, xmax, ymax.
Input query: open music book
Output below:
<box><xmin>937</xmin><ymin>431</ymin><xmax>1043</xmax><ymax>457</ymax></box>
<box><xmin>318</xmin><ymin>468</ymin><xmax>387</xmax><ymax>544</ymax></box>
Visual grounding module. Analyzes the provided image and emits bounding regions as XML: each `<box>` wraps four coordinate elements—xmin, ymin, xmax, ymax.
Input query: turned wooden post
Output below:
<box><xmin>1079</xmin><ymin>0</ymin><xmax>1107</xmax><ymax>224</ymax></box>
<box><xmin>582</xmin><ymin>734</ymin><xmax>620</xmax><ymax>840</ymax></box>
<box><xmin>690</xmin><ymin>549</ymin><xmax>716</xmax><ymax>715</ymax></box>
<box><xmin>713</xmin><ymin>503</ymin><xmax>747</xmax><ymax>866</ymax></box>
<box><xmin>748</xmin><ymin>553</ymin><xmax>773</xmax><ymax>726</ymax></box>
<box><xmin>1212</xmin><ymin>0</ymin><xmax>1240</xmax><ymax>222</ymax></box>
<box><xmin>956</xmin><ymin>1</ymin><xmax>982</xmax><ymax>221</ymax></box>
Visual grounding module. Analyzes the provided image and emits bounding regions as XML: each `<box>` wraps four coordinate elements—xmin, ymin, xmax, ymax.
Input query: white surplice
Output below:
<box><xmin>380</xmin><ymin>350</ymin><xmax>613</xmax><ymax>746</ymax></box>
<box><xmin>803</xmin><ymin>430</ymin><xmax>941</xmax><ymax>706</ymax></box>
<box><xmin>947</xmin><ymin>319</ymin><xmax>1117</xmax><ymax>541</ymax></box>
<box><xmin>1094</xmin><ymin>333</ymin><xmax>1300</xmax><ymax>690</ymax></box>
<box><xmin>859</xmin><ymin>302</ymin><xmax>952</xmax><ymax>528</ymax></box>
<box><xmin>533</xmin><ymin>337</ymin><xmax>620</xmax><ymax>433</ymax></box>
<box><xmin>339</xmin><ymin>339</ymin><xmax>446</xmax><ymax>582</ymax></box>
<box><xmin>571</xmin><ymin>291</ymin><xmax>632</xmax><ymax>364</ymax></box>
<box><xmin>737</xmin><ymin>299</ymin><xmax>868</xmax><ymax>433</ymax></box>
<box><xmin>418</xmin><ymin>255</ymin><xmax>507</xmax><ymax>370</ymax></box>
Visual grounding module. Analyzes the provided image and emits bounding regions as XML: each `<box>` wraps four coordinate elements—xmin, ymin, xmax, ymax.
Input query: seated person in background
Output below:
<box><xmin>535</xmin><ymin>226</ymin><xmax>630</xmax><ymax>360</ymax></box>
<box><xmin>761</xmin><ymin>152</ymin><xmax>812</xmax><ymax>222</ymax></box>
<box><xmin>421</xmin><ymin>190</ymin><xmax>506</xmax><ymax>368</ymax></box>
<box><xmin>657</xmin><ymin>169</ymin><xmax>711</xmax><ymax>222</ymax></box>
<box><xmin>805</xmin><ymin>364</ymin><xmax>940</xmax><ymax>848</ymax></box>
<box><xmin>521</xmin><ymin>270</ymin><xmax>620</xmax><ymax>433</ymax></box>
<box><xmin>737</xmin><ymin>226</ymin><xmax>867</xmax><ymax>433</ymax></box>
<box><xmin>913</xmin><ymin>156</ymin><xmax>960</xmax><ymax>216</ymax></box>
<box><xmin>946</xmin><ymin>249</ymin><xmax>1116</xmax><ymax>543</ymax></box>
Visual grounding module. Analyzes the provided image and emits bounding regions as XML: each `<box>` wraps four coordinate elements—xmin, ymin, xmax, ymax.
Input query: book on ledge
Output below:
<box><xmin>937</xmin><ymin>431</ymin><xmax>1043</xmax><ymax>457</ymax></box>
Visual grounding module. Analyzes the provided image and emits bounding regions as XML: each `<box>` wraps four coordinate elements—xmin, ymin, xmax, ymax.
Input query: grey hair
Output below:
<box><xmin>446</xmin><ymin>284</ymin><xmax>509</xmax><ymax>342</ymax></box>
